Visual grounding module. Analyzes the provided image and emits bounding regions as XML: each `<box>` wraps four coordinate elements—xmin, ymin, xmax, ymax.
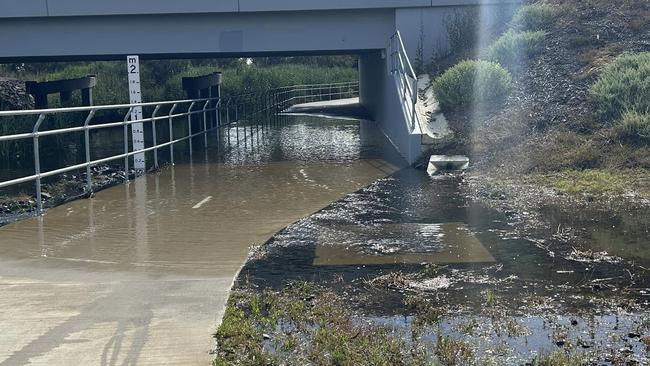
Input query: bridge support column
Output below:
<box><xmin>359</xmin><ymin>51</ymin><xmax>422</xmax><ymax>164</ymax></box>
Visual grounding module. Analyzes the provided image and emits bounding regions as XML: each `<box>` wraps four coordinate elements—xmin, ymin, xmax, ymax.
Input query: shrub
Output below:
<box><xmin>590</xmin><ymin>52</ymin><xmax>650</xmax><ymax>122</ymax></box>
<box><xmin>445</xmin><ymin>8</ymin><xmax>480</xmax><ymax>55</ymax></box>
<box><xmin>613</xmin><ymin>111</ymin><xmax>650</xmax><ymax>144</ymax></box>
<box><xmin>511</xmin><ymin>3</ymin><xmax>559</xmax><ymax>31</ymax></box>
<box><xmin>486</xmin><ymin>30</ymin><xmax>546</xmax><ymax>70</ymax></box>
<box><xmin>432</xmin><ymin>60</ymin><xmax>512</xmax><ymax>111</ymax></box>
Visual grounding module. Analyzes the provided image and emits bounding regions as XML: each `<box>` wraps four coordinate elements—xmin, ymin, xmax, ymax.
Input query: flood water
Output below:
<box><xmin>1</xmin><ymin>113</ymin><xmax>649</xmax><ymax>364</ymax></box>
<box><xmin>239</xmin><ymin>169</ymin><xmax>650</xmax><ymax>363</ymax></box>
<box><xmin>0</xmin><ymin>116</ymin><xmax>403</xmax><ymax>366</ymax></box>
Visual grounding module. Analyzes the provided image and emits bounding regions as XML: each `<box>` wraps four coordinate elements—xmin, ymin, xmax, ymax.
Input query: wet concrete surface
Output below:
<box><xmin>0</xmin><ymin>117</ymin><xmax>401</xmax><ymax>365</ymax></box>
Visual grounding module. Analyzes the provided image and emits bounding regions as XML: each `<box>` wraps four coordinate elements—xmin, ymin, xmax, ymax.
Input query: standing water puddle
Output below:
<box><xmin>240</xmin><ymin>169</ymin><xmax>650</xmax><ymax>363</ymax></box>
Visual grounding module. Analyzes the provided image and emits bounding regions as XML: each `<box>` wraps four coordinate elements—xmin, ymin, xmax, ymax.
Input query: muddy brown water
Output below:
<box><xmin>0</xmin><ymin>116</ymin><xmax>403</xmax><ymax>365</ymax></box>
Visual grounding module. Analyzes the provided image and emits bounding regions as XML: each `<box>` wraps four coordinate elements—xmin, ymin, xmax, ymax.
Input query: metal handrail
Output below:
<box><xmin>275</xmin><ymin>81</ymin><xmax>358</xmax><ymax>90</ymax></box>
<box><xmin>275</xmin><ymin>82</ymin><xmax>359</xmax><ymax>111</ymax></box>
<box><xmin>0</xmin><ymin>96</ymin><xmax>217</xmax><ymax>117</ymax></box>
<box><xmin>0</xmin><ymin>81</ymin><xmax>359</xmax><ymax>215</ymax></box>
<box><xmin>389</xmin><ymin>31</ymin><xmax>419</xmax><ymax>132</ymax></box>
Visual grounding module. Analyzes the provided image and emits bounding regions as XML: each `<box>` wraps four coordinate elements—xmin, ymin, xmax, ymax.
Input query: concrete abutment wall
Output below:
<box><xmin>359</xmin><ymin>52</ymin><xmax>422</xmax><ymax>164</ymax></box>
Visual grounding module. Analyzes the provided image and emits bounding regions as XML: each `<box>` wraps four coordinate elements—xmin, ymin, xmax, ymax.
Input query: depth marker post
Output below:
<box><xmin>127</xmin><ymin>55</ymin><xmax>146</xmax><ymax>174</ymax></box>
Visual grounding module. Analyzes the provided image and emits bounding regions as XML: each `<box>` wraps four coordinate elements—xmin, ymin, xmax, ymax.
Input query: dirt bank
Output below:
<box><xmin>421</xmin><ymin>0</ymin><xmax>650</xmax><ymax>268</ymax></box>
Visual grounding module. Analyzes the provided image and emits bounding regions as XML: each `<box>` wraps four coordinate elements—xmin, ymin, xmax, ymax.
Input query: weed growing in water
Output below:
<box><xmin>531</xmin><ymin>350</ymin><xmax>588</xmax><ymax>366</ymax></box>
<box><xmin>485</xmin><ymin>289</ymin><xmax>497</xmax><ymax>307</ymax></box>
<box><xmin>214</xmin><ymin>285</ymin><xmax>432</xmax><ymax>365</ymax></box>
<box><xmin>421</xmin><ymin>264</ymin><xmax>441</xmax><ymax>278</ymax></box>
<box><xmin>435</xmin><ymin>335</ymin><xmax>474</xmax><ymax>365</ymax></box>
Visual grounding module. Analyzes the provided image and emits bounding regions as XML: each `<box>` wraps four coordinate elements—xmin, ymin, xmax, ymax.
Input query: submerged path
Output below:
<box><xmin>283</xmin><ymin>97</ymin><xmax>372</xmax><ymax>121</ymax></box>
<box><xmin>0</xmin><ymin>118</ymin><xmax>400</xmax><ymax>365</ymax></box>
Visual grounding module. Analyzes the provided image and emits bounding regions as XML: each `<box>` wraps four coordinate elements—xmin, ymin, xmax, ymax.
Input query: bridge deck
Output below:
<box><xmin>0</xmin><ymin>1</ymin><xmax>460</xmax><ymax>18</ymax></box>
<box><xmin>0</xmin><ymin>147</ymin><xmax>398</xmax><ymax>365</ymax></box>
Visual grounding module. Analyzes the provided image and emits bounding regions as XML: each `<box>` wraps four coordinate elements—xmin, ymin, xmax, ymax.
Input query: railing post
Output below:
<box><xmin>123</xmin><ymin>107</ymin><xmax>133</xmax><ymax>181</ymax></box>
<box><xmin>32</xmin><ymin>114</ymin><xmax>46</xmax><ymax>215</ymax></box>
<box><xmin>202</xmin><ymin>99</ymin><xmax>210</xmax><ymax>149</ymax></box>
<box><xmin>83</xmin><ymin>109</ymin><xmax>97</xmax><ymax>193</ymax></box>
<box><xmin>168</xmin><ymin>104</ymin><xmax>177</xmax><ymax>165</ymax></box>
<box><xmin>187</xmin><ymin>101</ymin><xmax>196</xmax><ymax>158</ymax></box>
<box><xmin>151</xmin><ymin>105</ymin><xmax>161</xmax><ymax>169</ymax></box>
<box><xmin>256</xmin><ymin>93</ymin><xmax>260</xmax><ymax>136</ymax></box>
<box><xmin>215</xmin><ymin>97</ymin><xmax>220</xmax><ymax>130</ymax></box>
<box><xmin>235</xmin><ymin>103</ymin><xmax>240</xmax><ymax>143</ymax></box>
<box><xmin>226</xmin><ymin>98</ymin><xmax>232</xmax><ymax>146</ymax></box>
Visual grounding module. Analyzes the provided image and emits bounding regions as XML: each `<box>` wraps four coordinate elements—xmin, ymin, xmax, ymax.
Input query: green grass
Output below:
<box><xmin>590</xmin><ymin>52</ymin><xmax>650</xmax><ymax>122</ymax></box>
<box><xmin>532</xmin><ymin>350</ymin><xmax>588</xmax><ymax>366</ymax></box>
<box><xmin>432</xmin><ymin>59</ymin><xmax>512</xmax><ymax>111</ymax></box>
<box><xmin>525</xmin><ymin>130</ymin><xmax>602</xmax><ymax>172</ymax></box>
<box><xmin>214</xmin><ymin>285</ymin><xmax>430</xmax><ymax>366</ymax></box>
<box><xmin>486</xmin><ymin>30</ymin><xmax>547</xmax><ymax>71</ymax></box>
<box><xmin>511</xmin><ymin>3</ymin><xmax>559</xmax><ymax>31</ymax></box>
<box><xmin>531</xmin><ymin>169</ymin><xmax>644</xmax><ymax>195</ymax></box>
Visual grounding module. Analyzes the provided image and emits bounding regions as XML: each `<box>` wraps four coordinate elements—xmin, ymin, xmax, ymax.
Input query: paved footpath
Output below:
<box><xmin>0</xmin><ymin>159</ymin><xmax>396</xmax><ymax>365</ymax></box>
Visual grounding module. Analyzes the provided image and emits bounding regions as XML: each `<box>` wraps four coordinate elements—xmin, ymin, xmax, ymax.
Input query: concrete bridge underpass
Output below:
<box><xmin>0</xmin><ymin>0</ymin><xmax>513</xmax><ymax>164</ymax></box>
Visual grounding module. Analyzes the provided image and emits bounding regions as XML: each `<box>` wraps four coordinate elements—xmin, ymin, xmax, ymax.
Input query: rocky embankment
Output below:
<box><xmin>0</xmin><ymin>78</ymin><xmax>33</xmax><ymax>111</ymax></box>
<box><xmin>0</xmin><ymin>165</ymin><xmax>132</xmax><ymax>227</ymax></box>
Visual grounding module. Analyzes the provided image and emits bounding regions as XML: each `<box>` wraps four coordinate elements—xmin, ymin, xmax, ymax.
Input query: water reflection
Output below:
<box><xmin>313</xmin><ymin>223</ymin><xmax>495</xmax><ymax>266</ymax></box>
<box><xmin>0</xmin><ymin>117</ymin><xmax>401</xmax><ymax>276</ymax></box>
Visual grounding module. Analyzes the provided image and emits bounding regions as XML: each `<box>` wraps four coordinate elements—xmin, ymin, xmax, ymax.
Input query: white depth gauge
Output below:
<box><xmin>127</xmin><ymin>55</ymin><xmax>146</xmax><ymax>173</ymax></box>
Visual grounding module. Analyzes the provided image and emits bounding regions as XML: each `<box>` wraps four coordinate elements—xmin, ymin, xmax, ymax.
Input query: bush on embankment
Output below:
<box><xmin>590</xmin><ymin>52</ymin><xmax>650</xmax><ymax>122</ymax></box>
<box><xmin>511</xmin><ymin>3</ymin><xmax>559</xmax><ymax>31</ymax></box>
<box><xmin>486</xmin><ymin>30</ymin><xmax>547</xmax><ymax>71</ymax></box>
<box><xmin>613</xmin><ymin>111</ymin><xmax>650</xmax><ymax>144</ymax></box>
<box><xmin>432</xmin><ymin>60</ymin><xmax>512</xmax><ymax>111</ymax></box>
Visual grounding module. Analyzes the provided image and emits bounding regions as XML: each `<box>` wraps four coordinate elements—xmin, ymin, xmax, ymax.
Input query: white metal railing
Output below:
<box><xmin>274</xmin><ymin>81</ymin><xmax>359</xmax><ymax>111</ymax></box>
<box><xmin>0</xmin><ymin>81</ymin><xmax>357</xmax><ymax>215</ymax></box>
<box><xmin>389</xmin><ymin>31</ymin><xmax>419</xmax><ymax>132</ymax></box>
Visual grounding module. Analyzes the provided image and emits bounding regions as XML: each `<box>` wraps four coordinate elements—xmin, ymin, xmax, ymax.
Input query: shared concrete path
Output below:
<box><xmin>0</xmin><ymin>158</ymin><xmax>396</xmax><ymax>365</ymax></box>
